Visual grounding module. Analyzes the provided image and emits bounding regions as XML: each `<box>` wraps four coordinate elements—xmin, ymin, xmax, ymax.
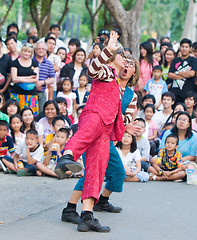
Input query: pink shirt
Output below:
<box><xmin>138</xmin><ymin>59</ymin><xmax>158</xmax><ymax>88</ymax></box>
<box><xmin>192</xmin><ymin>118</ymin><xmax>197</xmax><ymax>132</ymax></box>
<box><xmin>147</xmin><ymin>120</ymin><xmax>158</xmax><ymax>138</ymax></box>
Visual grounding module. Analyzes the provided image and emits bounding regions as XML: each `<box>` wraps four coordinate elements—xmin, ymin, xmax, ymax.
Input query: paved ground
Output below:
<box><xmin>0</xmin><ymin>172</ymin><xmax>197</xmax><ymax>240</ymax></box>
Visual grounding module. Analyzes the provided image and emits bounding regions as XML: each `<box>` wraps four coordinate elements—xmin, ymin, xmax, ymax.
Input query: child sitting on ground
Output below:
<box><xmin>36</xmin><ymin>127</ymin><xmax>75</xmax><ymax>179</ymax></box>
<box><xmin>0</xmin><ymin>120</ymin><xmax>15</xmax><ymax>173</ymax></box>
<box><xmin>3</xmin><ymin>129</ymin><xmax>44</xmax><ymax>176</ymax></box>
<box><xmin>116</xmin><ymin>132</ymin><xmax>149</xmax><ymax>182</ymax></box>
<box><xmin>148</xmin><ymin>134</ymin><xmax>185</xmax><ymax>181</ymax></box>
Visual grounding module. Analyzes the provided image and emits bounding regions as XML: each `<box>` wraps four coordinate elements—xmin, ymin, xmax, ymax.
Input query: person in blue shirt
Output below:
<box><xmin>144</xmin><ymin>65</ymin><xmax>168</xmax><ymax>110</ymax></box>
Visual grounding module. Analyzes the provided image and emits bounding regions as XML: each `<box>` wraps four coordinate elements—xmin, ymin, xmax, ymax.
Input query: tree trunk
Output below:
<box><xmin>0</xmin><ymin>0</ymin><xmax>15</xmax><ymax>32</ymax></box>
<box><xmin>181</xmin><ymin>0</ymin><xmax>196</xmax><ymax>40</ymax></box>
<box><xmin>103</xmin><ymin>0</ymin><xmax>146</xmax><ymax>57</ymax></box>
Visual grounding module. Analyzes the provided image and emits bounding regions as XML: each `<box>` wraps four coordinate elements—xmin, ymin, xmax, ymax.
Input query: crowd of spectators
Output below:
<box><xmin>0</xmin><ymin>22</ymin><xmax>197</xmax><ymax>183</ymax></box>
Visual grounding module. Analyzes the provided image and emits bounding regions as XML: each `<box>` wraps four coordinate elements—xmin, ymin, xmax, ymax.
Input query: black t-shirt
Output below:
<box><xmin>11</xmin><ymin>58</ymin><xmax>38</xmax><ymax>95</ymax></box>
<box><xmin>0</xmin><ymin>54</ymin><xmax>11</xmax><ymax>90</ymax></box>
<box><xmin>167</xmin><ymin>56</ymin><xmax>197</xmax><ymax>97</ymax></box>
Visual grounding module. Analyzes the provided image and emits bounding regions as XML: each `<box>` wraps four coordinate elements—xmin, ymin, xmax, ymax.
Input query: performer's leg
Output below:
<box><xmin>55</xmin><ymin>112</ymin><xmax>105</xmax><ymax>176</ymax></box>
<box><xmin>94</xmin><ymin>142</ymin><xmax>126</xmax><ymax>213</ymax></box>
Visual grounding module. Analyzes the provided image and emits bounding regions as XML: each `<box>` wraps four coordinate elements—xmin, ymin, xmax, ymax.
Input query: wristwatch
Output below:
<box><xmin>175</xmin><ymin>71</ymin><xmax>179</xmax><ymax>75</ymax></box>
<box><xmin>159</xmin><ymin>169</ymin><xmax>163</xmax><ymax>176</ymax></box>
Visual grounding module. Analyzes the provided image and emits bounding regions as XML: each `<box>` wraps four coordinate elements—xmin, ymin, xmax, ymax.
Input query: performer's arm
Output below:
<box><xmin>122</xmin><ymin>92</ymin><xmax>137</xmax><ymax>125</ymax></box>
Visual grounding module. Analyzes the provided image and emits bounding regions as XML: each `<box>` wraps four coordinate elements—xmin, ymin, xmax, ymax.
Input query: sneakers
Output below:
<box><xmin>61</xmin><ymin>207</ymin><xmax>80</xmax><ymax>224</ymax></box>
<box><xmin>77</xmin><ymin>214</ymin><xmax>111</xmax><ymax>232</ymax></box>
<box><xmin>54</xmin><ymin>154</ymin><xmax>83</xmax><ymax>177</ymax></box>
<box><xmin>0</xmin><ymin>159</ymin><xmax>9</xmax><ymax>174</ymax></box>
<box><xmin>17</xmin><ymin>169</ymin><xmax>33</xmax><ymax>177</ymax></box>
<box><xmin>93</xmin><ymin>201</ymin><xmax>122</xmax><ymax>213</ymax></box>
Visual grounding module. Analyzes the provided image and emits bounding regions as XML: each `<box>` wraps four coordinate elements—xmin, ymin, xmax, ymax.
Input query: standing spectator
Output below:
<box><xmin>45</xmin><ymin>36</ymin><xmax>61</xmax><ymax>99</ymax></box>
<box><xmin>153</xmin><ymin>50</ymin><xmax>162</xmax><ymax>65</ymax></box>
<box><xmin>162</xmin><ymin>48</ymin><xmax>176</xmax><ymax>81</ymax></box>
<box><xmin>73</xmin><ymin>74</ymin><xmax>89</xmax><ymax>107</ymax></box>
<box><xmin>167</xmin><ymin>38</ymin><xmax>197</xmax><ymax>103</ymax></box>
<box><xmin>65</xmin><ymin>38</ymin><xmax>81</xmax><ymax>64</ymax></box>
<box><xmin>0</xmin><ymin>37</ymin><xmax>12</xmax><ymax>100</ymax></box>
<box><xmin>144</xmin><ymin>65</ymin><xmax>168</xmax><ymax>109</ymax></box>
<box><xmin>136</xmin><ymin>41</ymin><xmax>158</xmax><ymax>92</ymax></box>
<box><xmin>60</xmin><ymin>48</ymin><xmax>88</xmax><ymax>89</ymax></box>
<box><xmin>34</xmin><ymin>41</ymin><xmax>55</xmax><ymax>113</ymax></box>
<box><xmin>184</xmin><ymin>91</ymin><xmax>196</xmax><ymax>119</ymax></box>
<box><xmin>5</xmin><ymin>36</ymin><xmax>20</xmax><ymax>60</ymax></box>
<box><xmin>49</xmin><ymin>24</ymin><xmax>67</xmax><ymax>53</ymax></box>
<box><xmin>160</xmin><ymin>42</ymin><xmax>172</xmax><ymax>58</ymax></box>
<box><xmin>22</xmin><ymin>26</ymin><xmax>38</xmax><ymax>44</ymax></box>
<box><xmin>10</xmin><ymin>43</ymin><xmax>39</xmax><ymax>116</ymax></box>
<box><xmin>6</xmin><ymin>22</ymin><xmax>22</xmax><ymax>50</ymax></box>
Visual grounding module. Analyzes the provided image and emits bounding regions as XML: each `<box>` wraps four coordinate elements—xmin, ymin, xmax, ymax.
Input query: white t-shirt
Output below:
<box><xmin>14</xmin><ymin>134</ymin><xmax>26</xmax><ymax>152</ymax></box>
<box><xmin>116</xmin><ymin>148</ymin><xmax>141</xmax><ymax>170</ymax></box>
<box><xmin>47</xmin><ymin>53</ymin><xmax>61</xmax><ymax>91</ymax></box>
<box><xmin>35</xmin><ymin>122</ymin><xmax>44</xmax><ymax>136</ymax></box>
<box><xmin>16</xmin><ymin>142</ymin><xmax>44</xmax><ymax>163</ymax></box>
<box><xmin>57</xmin><ymin>91</ymin><xmax>76</xmax><ymax>115</ymax></box>
<box><xmin>152</xmin><ymin>110</ymin><xmax>172</xmax><ymax>136</ymax></box>
<box><xmin>72</xmin><ymin>67</ymin><xmax>83</xmax><ymax>88</ymax></box>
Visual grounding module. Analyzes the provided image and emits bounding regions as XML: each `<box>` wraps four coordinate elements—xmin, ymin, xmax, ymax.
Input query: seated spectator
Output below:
<box><xmin>116</xmin><ymin>132</ymin><xmax>149</xmax><ymax>182</ymax></box>
<box><xmin>161</xmin><ymin>48</ymin><xmax>176</xmax><ymax>81</ymax></box>
<box><xmin>60</xmin><ymin>48</ymin><xmax>88</xmax><ymax>89</ymax></box>
<box><xmin>36</xmin><ymin>127</ymin><xmax>72</xmax><ymax>179</ymax></box>
<box><xmin>38</xmin><ymin>100</ymin><xmax>60</xmax><ymax>141</ymax></box>
<box><xmin>160</xmin><ymin>111</ymin><xmax>197</xmax><ymax>163</ymax></box>
<box><xmin>173</xmin><ymin>102</ymin><xmax>187</xmax><ymax>113</ymax></box>
<box><xmin>55</xmin><ymin>97</ymin><xmax>71</xmax><ymax>125</ymax></box>
<box><xmin>45</xmin><ymin>116</ymin><xmax>67</xmax><ymax>150</ymax></box>
<box><xmin>9</xmin><ymin>114</ymin><xmax>25</xmax><ymax>151</ymax></box>
<box><xmin>153</xmin><ymin>92</ymin><xmax>175</xmax><ymax>137</ymax></box>
<box><xmin>10</xmin><ymin>43</ymin><xmax>39</xmax><ymax>116</ymax></box>
<box><xmin>65</xmin><ymin>38</ymin><xmax>81</xmax><ymax>64</ymax></box>
<box><xmin>0</xmin><ymin>120</ymin><xmax>15</xmax><ymax>173</ymax></box>
<box><xmin>137</xmin><ymin>94</ymin><xmax>156</xmax><ymax>119</ymax></box>
<box><xmin>192</xmin><ymin>104</ymin><xmax>197</xmax><ymax>132</ymax></box>
<box><xmin>149</xmin><ymin>134</ymin><xmax>185</xmax><ymax>181</ymax></box>
<box><xmin>134</xmin><ymin>118</ymin><xmax>150</xmax><ymax>171</ymax></box>
<box><xmin>184</xmin><ymin>91</ymin><xmax>196</xmax><ymax>119</ymax></box>
<box><xmin>20</xmin><ymin>107</ymin><xmax>44</xmax><ymax>146</ymax></box>
<box><xmin>57</xmin><ymin>78</ymin><xmax>77</xmax><ymax>124</ymax></box>
<box><xmin>74</xmin><ymin>74</ymin><xmax>89</xmax><ymax>107</ymax></box>
<box><xmin>71</xmin><ymin>105</ymin><xmax>85</xmax><ymax>134</ymax></box>
<box><xmin>1</xmin><ymin>98</ymin><xmax>20</xmax><ymax>117</ymax></box>
<box><xmin>0</xmin><ymin>94</ymin><xmax>9</xmax><ymax>123</ymax></box>
<box><xmin>144</xmin><ymin>65</ymin><xmax>168</xmax><ymax>109</ymax></box>
<box><xmin>3</xmin><ymin>129</ymin><xmax>44</xmax><ymax>176</ymax></box>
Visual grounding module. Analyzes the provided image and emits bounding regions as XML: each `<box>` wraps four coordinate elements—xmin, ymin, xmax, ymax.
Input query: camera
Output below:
<box><xmin>99</xmin><ymin>37</ymin><xmax>105</xmax><ymax>44</ymax></box>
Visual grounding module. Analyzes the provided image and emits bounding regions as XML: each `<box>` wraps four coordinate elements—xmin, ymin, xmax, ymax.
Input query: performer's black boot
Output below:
<box><xmin>54</xmin><ymin>154</ymin><xmax>82</xmax><ymax>177</ymax></box>
<box><xmin>77</xmin><ymin>211</ymin><xmax>111</xmax><ymax>232</ymax></box>
<box><xmin>61</xmin><ymin>203</ymin><xmax>80</xmax><ymax>224</ymax></box>
<box><xmin>93</xmin><ymin>194</ymin><xmax>122</xmax><ymax>213</ymax></box>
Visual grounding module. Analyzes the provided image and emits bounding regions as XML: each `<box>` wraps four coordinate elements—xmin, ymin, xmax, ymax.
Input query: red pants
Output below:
<box><xmin>65</xmin><ymin>111</ymin><xmax>113</xmax><ymax>202</ymax></box>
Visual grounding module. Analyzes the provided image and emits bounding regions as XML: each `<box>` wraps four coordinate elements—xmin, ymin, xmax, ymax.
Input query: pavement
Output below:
<box><xmin>0</xmin><ymin>172</ymin><xmax>197</xmax><ymax>240</ymax></box>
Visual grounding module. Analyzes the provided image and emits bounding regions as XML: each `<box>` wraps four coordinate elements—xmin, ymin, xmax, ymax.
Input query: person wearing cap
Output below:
<box><xmin>144</xmin><ymin>65</ymin><xmax>168</xmax><ymax>110</ymax></box>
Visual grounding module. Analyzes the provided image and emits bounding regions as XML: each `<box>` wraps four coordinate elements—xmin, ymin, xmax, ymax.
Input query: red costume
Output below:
<box><xmin>65</xmin><ymin>48</ymin><xmax>125</xmax><ymax>202</ymax></box>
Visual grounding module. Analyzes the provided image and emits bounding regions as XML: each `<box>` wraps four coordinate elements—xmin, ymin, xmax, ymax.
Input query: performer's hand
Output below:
<box><xmin>107</xmin><ymin>31</ymin><xmax>119</xmax><ymax>53</ymax></box>
<box><xmin>125</xmin><ymin>121</ymin><xmax>141</xmax><ymax>136</ymax></box>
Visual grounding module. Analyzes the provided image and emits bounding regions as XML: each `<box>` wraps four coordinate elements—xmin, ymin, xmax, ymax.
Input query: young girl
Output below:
<box><xmin>2</xmin><ymin>98</ymin><xmax>20</xmax><ymax>117</ymax></box>
<box><xmin>153</xmin><ymin>50</ymin><xmax>162</xmax><ymax>65</ymax></box>
<box><xmin>21</xmin><ymin>107</ymin><xmax>44</xmax><ymax>145</ymax></box>
<box><xmin>116</xmin><ymin>132</ymin><xmax>149</xmax><ymax>182</ymax></box>
<box><xmin>56</xmin><ymin>78</ymin><xmax>76</xmax><ymax>124</ymax></box>
<box><xmin>9</xmin><ymin>114</ymin><xmax>25</xmax><ymax>151</ymax></box>
<box><xmin>136</xmin><ymin>41</ymin><xmax>158</xmax><ymax>93</ymax></box>
<box><xmin>144</xmin><ymin>104</ymin><xmax>158</xmax><ymax>156</ymax></box>
<box><xmin>162</xmin><ymin>48</ymin><xmax>176</xmax><ymax>81</ymax></box>
<box><xmin>74</xmin><ymin>74</ymin><xmax>90</xmax><ymax>107</ymax></box>
<box><xmin>56</xmin><ymin>47</ymin><xmax>67</xmax><ymax>92</ymax></box>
